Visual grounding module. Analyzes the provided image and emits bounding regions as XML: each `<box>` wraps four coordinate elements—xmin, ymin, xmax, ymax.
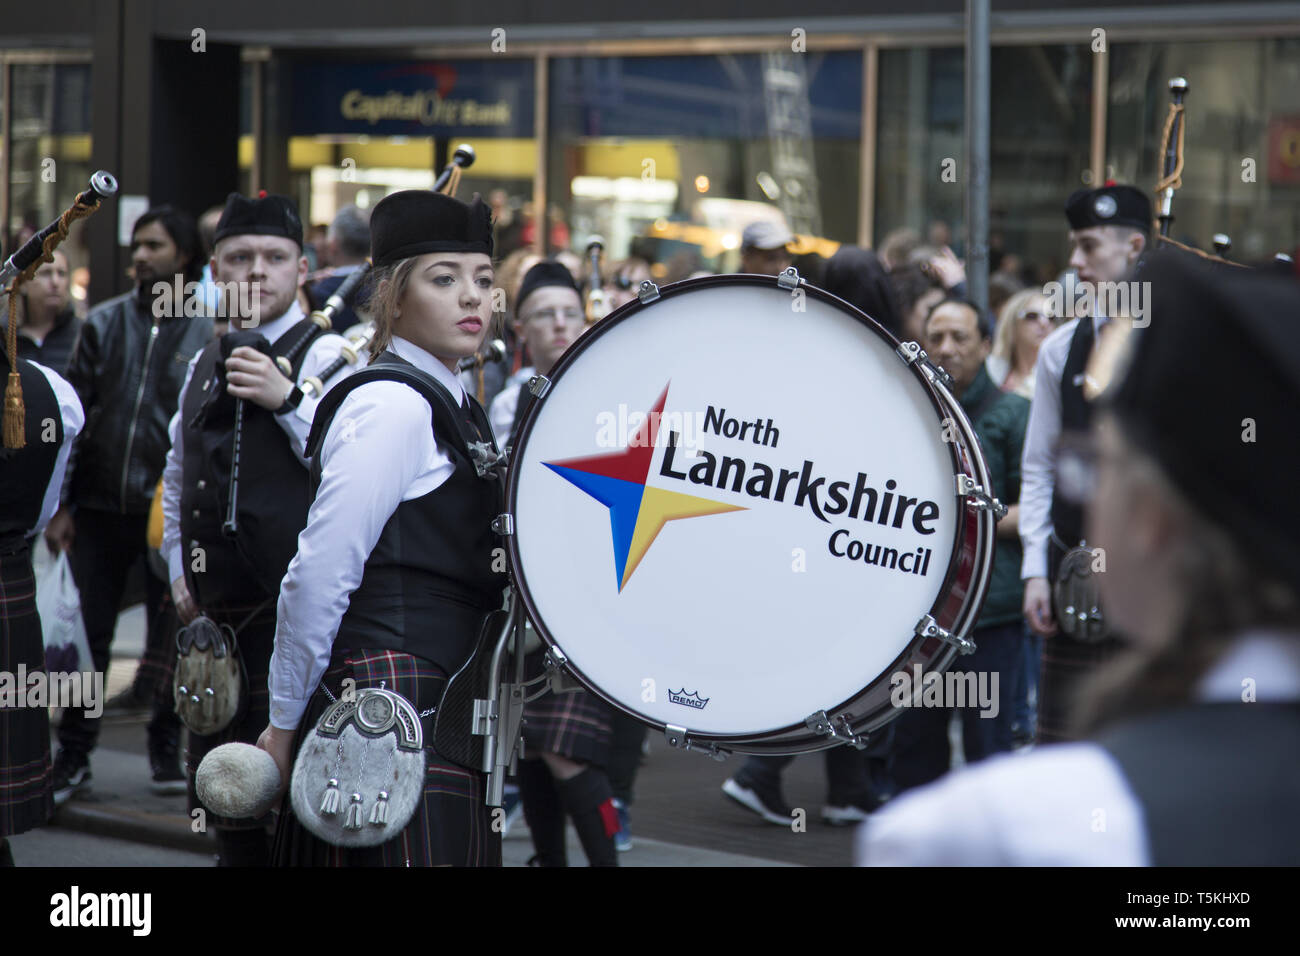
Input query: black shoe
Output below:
<box><xmin>148</xmin><ymin>744</ymin><xmax>187</xmax><ymax>796</ymax></box>
<box><xmin>721</xmin><ymin>777</ymin><xmax>795</xmax><ymax>826</ymax></box>
<box><xmin>52</xmin><ymin>752</ymin><xmax>92</xmax><ymax>805</ymax></box>
<box><xmin>103</xmin><ymin>684</ymin><xmax>152</xmax><ymax>716</ymax></box>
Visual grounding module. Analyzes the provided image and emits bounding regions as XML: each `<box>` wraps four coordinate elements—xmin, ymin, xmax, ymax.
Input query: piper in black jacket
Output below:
<box><xmin>47</xmin><ymin>205</ymin><xmax>211</xmax><ymax>805</ymax></box>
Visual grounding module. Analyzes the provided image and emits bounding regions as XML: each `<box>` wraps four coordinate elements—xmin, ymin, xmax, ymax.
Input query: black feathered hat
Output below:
<box><xmin>1065</xmin><ymin>183</ymin><xmax>1152</xmax><ymax>234</ymax></box>
<box><xmin>1102</xmin><ymin>247</ymin><xmax>1300</xmax><ymax>592</ymax></box>
<box><xmin>213</xmin><ymin>191</ymin><xmax>303</xmax><ymax>248</ymax></box>
<box><xmin>370</xmin><ymin>190</ymin><xmax>493</xmax><ymax>267</ymax></box>
<box><xmin>516</xmin><ymin>260</ymin><xmax>580</xmax><ymax>315</ymax></box>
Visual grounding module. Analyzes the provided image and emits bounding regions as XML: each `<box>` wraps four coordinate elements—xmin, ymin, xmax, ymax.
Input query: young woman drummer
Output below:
<box><xmin>258</xmin><ymin>189</ymin><xmax>508</xmax><ymax>866</ymax></box>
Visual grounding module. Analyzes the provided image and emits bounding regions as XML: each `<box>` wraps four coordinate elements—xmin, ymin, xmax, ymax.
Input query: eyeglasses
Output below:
<box><xmin>1018</xmin><ymin>310</ymin><xmax>1053</xmax><ymax>324</ymax></box>
<box><xmin>523</xmin><ymin>307</ymin><xmax>585</xmax><ymax>326</ymax></box>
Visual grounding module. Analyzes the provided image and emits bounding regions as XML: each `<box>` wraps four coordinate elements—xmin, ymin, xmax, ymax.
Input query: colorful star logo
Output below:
<box><xmin>544</xmin><ymin>384</ymin><xmax>746</xmax><ymax>591</ymax></box>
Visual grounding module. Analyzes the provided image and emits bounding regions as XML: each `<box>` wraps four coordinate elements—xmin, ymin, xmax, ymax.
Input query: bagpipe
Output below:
<box><xmin>3</xmin><ymin>172</ymin><xmax>117</xmax><ymax>448</ymax></box>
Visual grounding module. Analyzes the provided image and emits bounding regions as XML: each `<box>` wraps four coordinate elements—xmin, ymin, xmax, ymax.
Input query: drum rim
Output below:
<box><xmin>503</xmin><ymin>272</ymin><xmax>995</xmax><ymax>752</ymax></box>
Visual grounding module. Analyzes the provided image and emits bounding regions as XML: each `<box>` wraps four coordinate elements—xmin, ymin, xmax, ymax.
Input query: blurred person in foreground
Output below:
<box><xmin>857</xmin><ymin>247</ymin><xmax>1300</xmax><ymax>865</ymax></box>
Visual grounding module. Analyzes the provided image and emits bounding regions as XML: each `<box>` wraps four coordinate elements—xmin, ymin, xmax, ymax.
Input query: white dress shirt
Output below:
<box><xmin>268</xmin><ymin>335</ymin><xmax>464</xmax><ymax>730</ymax></box>
<box><xmin>488</xmin><ymin>382</ymin><xmax>521</xmax><ymax>447</ymax></box>
<box><xmin>1018</xmin><ymin>315</ymin><xmax>1106</xmax><ymax>580</ymax></box>
<box><xmin>25</xmin><ymin>360</ymin><xmax>85</xmax><ymax>535</ymax></box>
<box><xmin>855</xmin><ymin>631</ymin><xmax>1300</xmax><ymax>866</ymax></box>
<box><xmin>160</xmin><ymin>302</ymin><xmax>354</xmax><ymax>584</ymax></box>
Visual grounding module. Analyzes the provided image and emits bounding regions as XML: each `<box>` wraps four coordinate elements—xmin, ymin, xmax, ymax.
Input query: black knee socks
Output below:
<box><xmin>517</xmin><ymin>758</ymin><xmax>567</xmax><ymax>866</ymax></box>
<box><xmin>557</xmin><ymin>766</ymin><xmax>618</xmax><ymax>867</ymax></box>
<box><xmin>215</xmin><ymin>826</ymin><xmax>270</xmax><ymax>867</ymax></box>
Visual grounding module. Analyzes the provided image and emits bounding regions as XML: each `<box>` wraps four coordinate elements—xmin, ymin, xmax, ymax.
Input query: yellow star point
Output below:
<box><xmin>619</xmin><ymin>486</ymin><xmax>747</xmax><ymax>590</ymax></box>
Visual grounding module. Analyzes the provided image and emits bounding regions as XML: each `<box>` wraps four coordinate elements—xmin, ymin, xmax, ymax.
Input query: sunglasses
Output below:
<box><xmin>1018</xmin><ymin>310</ymin><xmax>1053</xmax><ymax>323</ymax></box>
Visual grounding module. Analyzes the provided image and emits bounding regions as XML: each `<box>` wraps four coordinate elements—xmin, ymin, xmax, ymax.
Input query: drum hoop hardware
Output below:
<box><xmin>491</xmin><ymin>513</ymin><xmax>514</xmax><ymax>535</ymax></box>
<box><xmin>896</xmin><ymin>341</ymin><xmax>956</xmax><ymax>390</ymax></box>
<box><xmin>955</xmin><ymin>474</ymin><xmax>1008</xmax><ymax>521</ymax></box>
<box><xmin>663</xmin><ymin>724</ymin><xmax>727</xmax><ymax>762</ymax></box>
<box><xmin>803</xmin><ymin>711</ymin><xmax>869</xmax><ymax>750</ymax></box>
<box><xmin>542</xmin><ymin>646</ymin><xmax>583</xmax><ymax>695</ymax></box>
<box><xmin>636</xmin><ymin>280</ymin><xmax>660</xmax><ymax>304</ymax></box>
<box><xmin>527</xmin><ymin>374</ymin><xmax>551</xmax><ymax>399</ymax></box>
<box><xmin>776</xmin><ymin>266</ymin><xmax>801</xmax><ymax>291</ymax></box>
<box><xmin>915</xmin><ymin>613</ymin><xmax>976</xmax><ymax>655</ymax></box>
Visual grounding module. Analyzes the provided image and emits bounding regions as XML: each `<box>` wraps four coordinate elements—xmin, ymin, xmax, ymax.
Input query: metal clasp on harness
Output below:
<box><xmin>467</xmin><ymin>441</ymin><xmax>505</xmax><ymax>479</ymax></box>
<box><xmin>915</xmin><ymin>614</ymin><xmax>976</xmax><ymax>655</ymax></box>
<box><xmin>955</xmin><ymin>474</ymin><xmax>1009</xmax><ymax>520</ymax></box>
<box><xmin>776</xmin><ymin>266</ymin><xmax>801</xmax><ymax>291</ymax></box>
<box><xmin>636</xmin><ymin>280</ymin><xmax>660</xmax><ymax>304</ymax></box>
<box><xmin>663</xmin><ymin>724</ymin><xmax>728</xmax><ymax>762</ymax></box>
<box><xmin>803</xmin><ymin>711</ymin><xmax>869</xmax><ymax>750</ymax></box>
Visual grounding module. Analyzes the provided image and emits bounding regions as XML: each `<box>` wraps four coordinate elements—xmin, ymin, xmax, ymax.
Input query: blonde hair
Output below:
<box><xmin>1073</xmin><ymin>418</ymin><xmax>1300</xmax><ymax>735</ymax></box>
<box><xmin>991</xmin><ymin>288</ymin><xmax>1051</xmax><ymax>368</ymax></box>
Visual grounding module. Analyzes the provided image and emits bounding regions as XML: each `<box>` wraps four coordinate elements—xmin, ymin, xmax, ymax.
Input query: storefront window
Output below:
<box><xmin>262</xmin><ymin>57</ymin><xmax>536</xmax><ymax>260</ymax></box>
<box><xmin>1107</xmin><ymin>38</ymin><xmax>1300</xmax><ymax>263</ymax></box>
<box><xmin>6</xmin><ymin>61</ymin><xmax>93</xmax><ymax>277</ymax></box>
<box><xmin>876</xmin><ymin>44</ymin><xmax>1094</xmax><ymax>285</ymax></box>
<box><xmin>547</xmin><ymin>52</ymin><xmax>861</xmax><ymax>279</ymax></box>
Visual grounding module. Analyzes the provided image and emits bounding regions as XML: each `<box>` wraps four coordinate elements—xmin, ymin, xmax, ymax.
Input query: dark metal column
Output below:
<box><xmin>964</xmin><ymin>0</ymin><xmax>989</xmax><ymax>312</ymax></box>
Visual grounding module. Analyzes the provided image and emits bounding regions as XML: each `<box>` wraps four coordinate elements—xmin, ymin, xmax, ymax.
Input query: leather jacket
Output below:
<box><xmin>63</xmin><ymin>289</ymin><xmax>212</xmax><ymax>514</ymax></box>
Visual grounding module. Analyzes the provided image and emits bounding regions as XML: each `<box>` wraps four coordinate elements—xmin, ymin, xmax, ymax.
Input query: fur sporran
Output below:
<box><xmin>1053</xmin><ymin>545</ymin><xmax>1111</xmax><ymax>642</ymax></box>
<box><xmin>173</xmin><ymin>615</ymin><xmax>245</xmax><ymax>735</ymax></box>
<box><xmin>290</xmin><ymin>688</ymin><xmax>427</xmax><ymax>848</ymax></box>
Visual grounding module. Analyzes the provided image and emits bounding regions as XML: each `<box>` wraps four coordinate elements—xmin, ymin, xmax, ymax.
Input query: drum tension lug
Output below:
<box><xmin>899</xmin><ymin>342</ymin><xmax>955</xmax><ymax>390</ymax></box>
<box><xmin>491</xmin><ymin>513</ymin><xmax>514</xmax><ymax>536</ymax></box>
<box><xmin>663</xmin><ymin>724</ymin><xmax>727</xmax><ymax>761</ymax></box>
<box><xmin>803</xmin><ymin>711</ymin><xmax>869</xmax><ymax>749</ymax></box>
<box><xmin>636</xmin><ymin>280</ymin><xmax>660</xmax><ymax>304</ymax></box>
<box><xmin>542</xmin><ymin>646</ymin><xmax>581</xmax><ymax>694</ymax></box>
<box><xmin>776</xmin><ymin>266</ymin><xmax>802</xmax><ymax>291</ymax></box>
<box><xmin>527</xmin><ymin>374</ymin><xmax>552</xmax><ymax>399</ymax></box>
<box><xmin>955</xmin><ymin>475</ymin><xmax>1008</xmax><ymax>520</ymax></box>
<box><xmin>915</xmin><ymin>614</ymin><xmax>976</xmax><ymax>655</ymax></box>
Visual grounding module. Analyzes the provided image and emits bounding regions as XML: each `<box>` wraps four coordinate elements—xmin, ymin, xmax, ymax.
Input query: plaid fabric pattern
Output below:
<box><xmin>0</xmin><ymin>549</ymin><xmax>54</xmax><ymax>836</ymax></box>
<box><xmin>272</xmin><ymin>648</ymin><xmax>502</xmax><ymax>867</ymax></box>
<box><xmin>185</xmin><ymin>602</ymin><xmax>276</xmax><ymax>831</ymax></box>
<box><xmin>522</xmin><ymin>649</ymin><xmax>613</xmax><ymax>767</ymax></box>
<box><xmin>137</xmin><ymin>594</ymin><xmax>180</xmax><ymax>707</ymax></box>
<box><xmin>1037</xmin><ymin>634</ymin><xmax>1124</xmax><ymax>743</ymax></box>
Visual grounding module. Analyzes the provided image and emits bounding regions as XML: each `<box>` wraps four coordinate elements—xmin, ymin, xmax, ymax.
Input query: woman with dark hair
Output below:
<box><xmin>857</xmin><ymin>248</ymin><xmax>1300</xmax><ymax>866</ymax></box>
<box><xmin>822</xmin><ymin>245</ymin><xmax>903</xmax><ymax>337</ymax></box>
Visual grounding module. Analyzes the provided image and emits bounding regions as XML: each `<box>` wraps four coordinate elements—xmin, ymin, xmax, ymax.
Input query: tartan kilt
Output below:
<box><xmin>272</xmin><ymin>648</ymin><xmax>502</xmax><ymax>868</ymax></box>
<box><xmin>521</xmin><ymin>649</ymin><xmax>612</xmax><ymax>767</ymax></box>
<box><xmin>185</xmin><ymin>602</ymin><xmax>276</xmax><ymax>831</ymax></box>
<box><xmin>1037</xmin><ymin>634</ymin><xmax>1124</xmax><ymax>743</ymax></box>
<box><xmin>0</xmin><ymin>547</ymin><xmax>54</xmax><ymax>837</ymax></box>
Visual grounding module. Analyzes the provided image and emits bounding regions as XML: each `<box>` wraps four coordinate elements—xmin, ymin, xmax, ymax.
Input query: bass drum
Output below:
<box><xmin>505</xmin><ymin>273</ymin><xmax>996</xmax><ymax>755</ymax></box>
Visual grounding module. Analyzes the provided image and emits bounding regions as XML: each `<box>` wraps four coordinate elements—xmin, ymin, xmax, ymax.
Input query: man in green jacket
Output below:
<box><xmin>889</xmin><ymin>296</ymin><xmax>1031</xmax><ymax>793</ymax></box>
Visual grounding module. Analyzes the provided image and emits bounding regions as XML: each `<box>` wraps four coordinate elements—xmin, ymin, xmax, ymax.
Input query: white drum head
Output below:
<box><xmin>509</xmin><ymin>278</ymin><xmax>962</xmax><ymax>740</ymax></box>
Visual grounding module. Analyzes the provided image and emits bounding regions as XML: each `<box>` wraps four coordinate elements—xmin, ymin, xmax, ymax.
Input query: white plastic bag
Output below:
<box><xmin>37</xmin><ymin>551</ymin><xmax>92</xmax><ymax>674</ymax></box>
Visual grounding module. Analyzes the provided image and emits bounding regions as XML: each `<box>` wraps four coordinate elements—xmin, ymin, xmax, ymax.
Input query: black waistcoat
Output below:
<box><xmin>0</xmin><ymin>354</ymin><xmax>64</xmax><ymax>539</ymax></box>
<box><xmin>1050</xmin><ymin>317</ymin><xmax>1096</xmax><ymax>548</ymax></box>
<box><xmin>179</xmin><ymin>319</ymin><xmax>323</xmax><ymax>608</ymax></box>
<box><xmin>1099</xmin><ymin>702</ymin><xmax>1300</xmax><ymax>865</ymax></box>
<box><xmin>306</xmin><ymin>351</ymin><xmax>506</xmax><ymax>675</ymax></box>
